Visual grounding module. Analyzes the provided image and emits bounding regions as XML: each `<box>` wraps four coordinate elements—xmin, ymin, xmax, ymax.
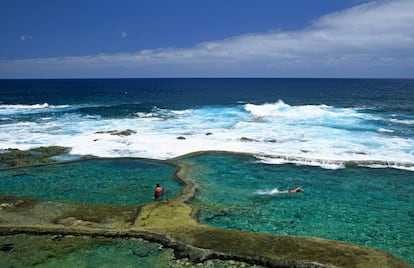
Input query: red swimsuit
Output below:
<box><xmin>154</xmin><ymin>187</ymin><xmax>163</xmax><ymax>198</ymax></box>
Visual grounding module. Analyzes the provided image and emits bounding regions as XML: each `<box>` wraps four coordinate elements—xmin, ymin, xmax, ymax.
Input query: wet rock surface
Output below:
<box><xmin>95</xmin><ymin>129</ymin><xmax>137</xmax><ymax>136</ymax></box>
<box><xmin>0</xmin><ymin>147</ymin><xmax>69</xmax><ymax>169</ymax></box>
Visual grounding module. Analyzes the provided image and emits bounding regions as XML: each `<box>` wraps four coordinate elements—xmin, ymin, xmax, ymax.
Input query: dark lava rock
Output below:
<box><xmin>0</xmin><ymin>243</ymin><xmax>14</xmax><ymax>252</ymax></box>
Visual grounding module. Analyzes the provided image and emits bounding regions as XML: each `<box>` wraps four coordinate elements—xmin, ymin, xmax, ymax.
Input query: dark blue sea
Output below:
<box><xmin>0</xmin><ymin>78</ymin><xmax>413</xmax><ymax>265</ymax></box>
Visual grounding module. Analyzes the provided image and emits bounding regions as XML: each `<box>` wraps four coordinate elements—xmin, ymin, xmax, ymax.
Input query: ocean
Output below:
<box><xmin>1</xmin><ymin>78</ymin><xmax>413</xmax><ymax>169</ymax></box>
<box><xmin>0</xmin><ymin>78</ymin><xmax>413</xmax><ymax>265</ymax></box>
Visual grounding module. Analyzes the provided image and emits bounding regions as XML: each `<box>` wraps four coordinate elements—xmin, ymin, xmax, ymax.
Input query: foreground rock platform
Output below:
<box><xmin>0</xmin><ymin>196</ymin><xmax>409</xmax><ymax>267</ymax></box>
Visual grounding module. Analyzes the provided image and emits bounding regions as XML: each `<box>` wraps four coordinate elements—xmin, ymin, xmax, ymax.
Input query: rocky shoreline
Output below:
<box><xmin>0</xmin><ymin>147</ymin><xmax>411</xmax><ymax>267</ymax></box>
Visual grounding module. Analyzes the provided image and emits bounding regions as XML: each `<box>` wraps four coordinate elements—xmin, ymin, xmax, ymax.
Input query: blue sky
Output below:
<box><xmin>0</xmin><ymin>0</ymin><xmax>413</xmax><ymax>78</ymax></box>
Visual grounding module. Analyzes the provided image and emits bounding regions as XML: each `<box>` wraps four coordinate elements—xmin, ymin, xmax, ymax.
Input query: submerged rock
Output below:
<box><xmin>131</xmin><ymin>246</ymin><xmax>157</xmax><ymax>258</ymax></box>
<box><xmin>0</xmin><ymin>243</ymin><xmax>13</xmax><ymax>252</ymax></box>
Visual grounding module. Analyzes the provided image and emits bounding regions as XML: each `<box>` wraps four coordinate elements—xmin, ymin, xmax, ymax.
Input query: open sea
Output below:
<box><xmin>0</xmin><ymin>78</ymin><xmax>413</xmax><ymax>265</ymax></box>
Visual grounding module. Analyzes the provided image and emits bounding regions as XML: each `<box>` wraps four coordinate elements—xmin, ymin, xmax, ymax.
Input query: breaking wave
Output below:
<box><xmin>0</xmin><ymin>103</ymin><xmax>72</xmax><ymax>115</ymax></box>
<box><xmin>1</xmin><ymin>101</ymin><xmax>413</xmax><ymax>171</ymax></box>
<box><xmin>255</xmin><ymin>155</ymin><xmax>414</xmax><ymax>172</ymax></box>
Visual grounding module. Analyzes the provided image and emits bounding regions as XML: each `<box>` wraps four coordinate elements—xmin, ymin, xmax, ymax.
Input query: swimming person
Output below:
<box><xmin>254</xmin><ymin>187</ymin><xmax>305</xmax><ymax>195</ymax></box>
<box><xmin>154</xmin><ymin>183</ymin><xmax>163</xmax><ymax>201</ymax></box>
<box><xmin>279</xmin><ymin>187</ymin><xmax>304</xmax><ymax>194</ymax></box>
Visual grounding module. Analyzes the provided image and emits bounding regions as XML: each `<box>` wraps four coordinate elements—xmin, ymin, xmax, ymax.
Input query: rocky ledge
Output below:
<box><xmin>0</xmin><ymin>146</ymin><xmax>70</xmax><ymax>169</ymax></box>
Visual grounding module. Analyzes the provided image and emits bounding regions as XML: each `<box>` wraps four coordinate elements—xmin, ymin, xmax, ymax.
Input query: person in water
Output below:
<box><xmin>279</xmin><ymin>187</ymin><xmax>304</xmax><ymax>194</ymax></box>
<box><xmin>154</xmin><ymin>183</ymin><xmax>163</xmax><ymax>201</ymax></box>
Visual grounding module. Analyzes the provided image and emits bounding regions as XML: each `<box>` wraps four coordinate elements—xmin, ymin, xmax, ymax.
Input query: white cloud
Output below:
<box><xmin>20</xmin><ymin>35</ymin><xmax>32</xmax><ymax>41</ymax></box>
<box><xmin>121</xmin><ymin>31</ymin><xmax>127</xmax><ymax>38</ymax></box>
<box><xmin>2</xmin><ymin>0</ymin><xmax>414</xmax><ymax>78</ymax></box>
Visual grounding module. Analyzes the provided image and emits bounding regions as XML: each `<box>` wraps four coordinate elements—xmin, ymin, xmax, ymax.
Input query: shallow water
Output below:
<box><xmin>0</xmin><ymin>158</ymin><xmax>181</xmax><ymax>205</ymax></box>
<box><xmin>183</xmin><ymin>152</ymin><xmax>414</xmax><ymax>265</ymax></box>
<box><xmin>0</xmin><ymin>153</ymin><xmax>413</xmax><ymax>265</ymax></box>
<box><xmin>0</xmin><ymin>235</ymin><xmax>174</xmax><ymax>267</ymax></box>
<box><xmin>0</xmin><ymin>234</ymin><xmax>264</xmax><ymax>268</ymax></box>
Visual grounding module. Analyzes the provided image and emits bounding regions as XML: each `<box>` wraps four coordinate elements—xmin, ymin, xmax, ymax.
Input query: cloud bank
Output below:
<box><xmin>1</xmin><ymin>0</ymin><xmax>413</xmax><ymax>78</ymax></box>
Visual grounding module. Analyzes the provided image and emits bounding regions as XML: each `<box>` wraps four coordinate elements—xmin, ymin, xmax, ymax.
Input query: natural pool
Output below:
<box><xmin>0</xmin><ymin>234</ymin><xmax>174</xmax><ymax>267</ymax></box>
<box><xmin>0</xmin><ymin>153</ymin><xmax>412</xmax><ymax>266</ymax></box>
<box><xmin>182</xmin><ymin>152</ymin><xmax>414</xmax><ymax>265</ymax></box>
<box><xmin>0</xmin><ymin>234</ymin><xmax>265</xmax><ymax>268</ymax></box>
<box><xmin>0</xmin><ymin>158</ymin><xmax>181</xmax><ymax>205</ymax></box>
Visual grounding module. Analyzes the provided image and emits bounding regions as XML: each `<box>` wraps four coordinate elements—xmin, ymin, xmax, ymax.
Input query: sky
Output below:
<box><xmin>0</xmin><ymin>0</ymin><xmax>413</xmax><ymax>78</ymax></box>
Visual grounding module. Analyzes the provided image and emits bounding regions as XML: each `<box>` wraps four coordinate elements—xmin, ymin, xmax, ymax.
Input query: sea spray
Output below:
<box><xmin>2</xmin><ymin>78</ymin><xmax>413</xmax><ymax>171</ymax></box>
<box><xmin>1</xmin><ymin>101</ymin><xmax>413</xmax><ymax>170</ymax></box>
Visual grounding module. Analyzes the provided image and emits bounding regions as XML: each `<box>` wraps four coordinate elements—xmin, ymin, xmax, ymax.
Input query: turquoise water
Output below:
<box><xmin>42</xmin><ymin>238</ymin><xmax>173</xmax><ymax>268</ymax></box>
<box><xmin>0</xmin><ymin>235</ymin><xmax>174</xmax><ymax>267</ymax></box>
<box><xmin>183</xmin><ymin>153</ymin><xmax>414</xmax><ymax>265</ymax></box>
<box><xmin>0</xmin><ymin>158</ymin><xmax>181</xmax><ymax>205</ymax></box>
<box><xmin>0</xmin><ymin>154</ymin><xmax>413</xmax><ymax>264</ymax></box>
<box><xmin>0</xmin><ymin>234</ymin><xmax>264</xmax><ymax>268</ymax></box>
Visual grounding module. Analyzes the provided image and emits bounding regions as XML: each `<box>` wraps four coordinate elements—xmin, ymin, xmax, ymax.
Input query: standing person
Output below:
<box><xmin>154</xmin><ymin>183</ymin><xmax>163</xmax><ymax>201</ymax></box>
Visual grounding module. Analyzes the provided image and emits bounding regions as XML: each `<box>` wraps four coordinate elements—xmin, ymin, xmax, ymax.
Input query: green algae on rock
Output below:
<box><xmin>0</xmin><ymin>146</ymin><xmax>70</xmax><ymax>169</ymax></box>
<box><xmin>0</xmin><ymin>234</ymin><xmax>267</xmax><ymax>268</ymax></box>
<box><xmin>0</xmin><ymin>234</ymin><xmax>175</xmax><ymax>267</ymax></box>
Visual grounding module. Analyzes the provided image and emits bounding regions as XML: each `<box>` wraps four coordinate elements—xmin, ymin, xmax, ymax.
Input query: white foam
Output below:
<box><xmin>359</xmin><ymin>162</ymin><xmax>414</xmax><ymax>172</ymax></box>
<box><xmin>244</xmin><ymin>101</ymin><xmax>341</xmax><ymax>120</ymax></box>
<box><xmin>254</xmin><ymin>188</ymin><xmax>280</xmax><ymax>195</ymax></box>
<box><xmin>244</xmin><ymin>100</ymin><xmax>291</xmax><ymax>117</ymax></box>
<box><xmin>390</xmin><ymin>118</ymin><xmax>414</xmax><ymax>125</ymax></box>
<box><xmin>1</xmin><ymin>102</ymin><xmax>413</xmax><ymax>171</ymax></box>
<box><xmin>0</xmin><ymin>103</ymin><xmax>71</xmax><ymax>115</ymax></box>
<box><xmin>256</xmin><ymin>155</ymin><xmax>346</xmax><ymax>170</ymax></box>
<box><xmin>378</xmin><ymin>128</ymin><xmax>394</xmax><ymax>133</ymax></box>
